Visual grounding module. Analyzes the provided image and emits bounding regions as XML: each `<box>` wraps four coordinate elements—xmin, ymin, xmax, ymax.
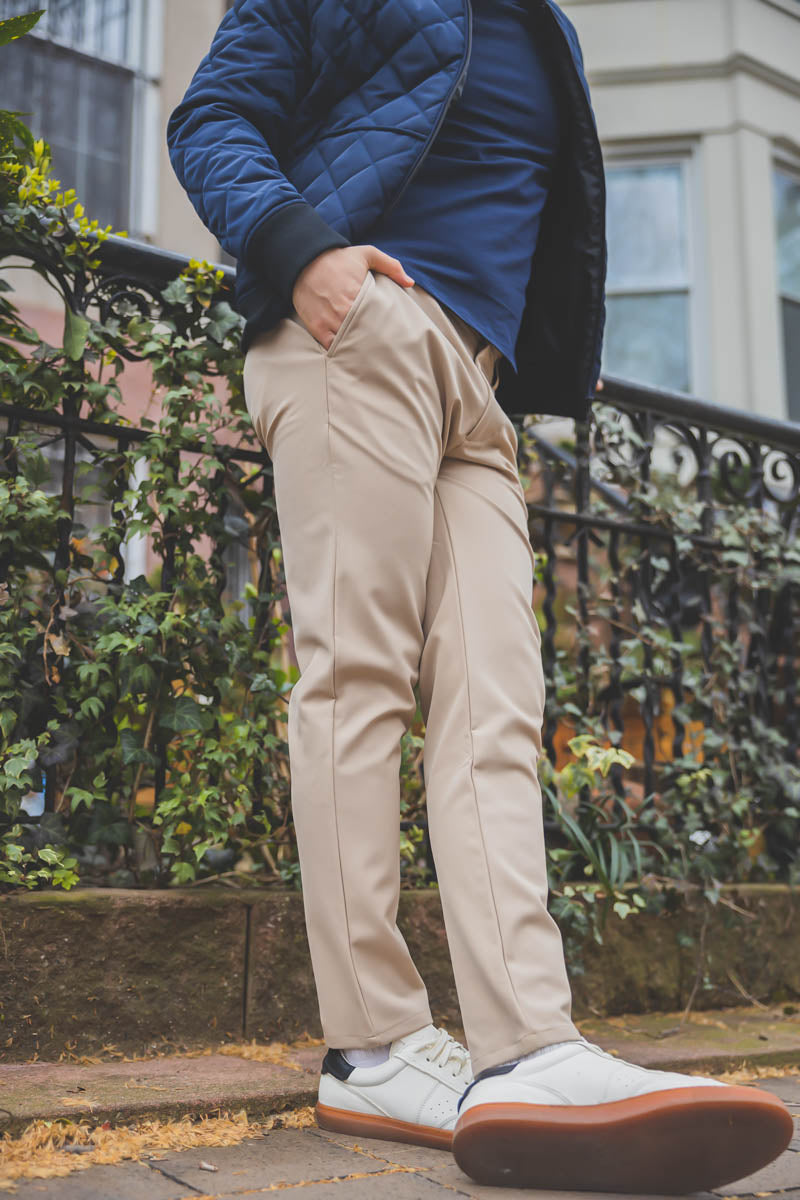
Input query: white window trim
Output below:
<box><xmin>774</xmin><ymin>152</ymin><xmax>800</xmax><ymax>302</ymax></box>
<box><xmin>129</xmin><ymin>0</ymin><xmax>163</xmax><ymax>240</ymax></box>
<box><xmin>602</xmin><ymin>140</ymin><xmax>710</xmax><ymax>400</ymax></box>
<box><xmin>773</xmin><ymin>151</ymin><xmax>800</xmax><ymax>419</ymax></box>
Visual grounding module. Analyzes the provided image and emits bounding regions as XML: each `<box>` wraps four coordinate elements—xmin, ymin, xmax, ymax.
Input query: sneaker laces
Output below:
<box><xmin>416</xmin><ymin>1026</ymin><xmax>471</xmax><ymax>1080</ymax></box>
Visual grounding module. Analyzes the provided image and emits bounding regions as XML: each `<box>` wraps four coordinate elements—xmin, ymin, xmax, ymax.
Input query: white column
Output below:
<box><xmin>701</xmin><ymin>129</ymin><xmax>750</xmax><ymax>412</ymax></box>
<box><xmin>733</xmin><ymin>126</ymin><xmax>785</xmax><ymax>420</ymax></box>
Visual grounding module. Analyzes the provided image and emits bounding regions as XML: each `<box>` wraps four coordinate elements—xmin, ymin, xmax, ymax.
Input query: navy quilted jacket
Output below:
<box><xmin>167</xmin><ymin>0</ymin><xmax>606</xmax><ymax>420</ymax></box>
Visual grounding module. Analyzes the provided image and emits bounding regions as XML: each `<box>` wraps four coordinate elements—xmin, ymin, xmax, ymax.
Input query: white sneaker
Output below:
<box><xmin>453</xmin><ymin>1035</ymin><xmax>794</xmax><ymax>1193</ymax></box>
<box><xmin>316</xmin><ymin>1023</ymin><xmax>472</xmax><ymax>1149</ymax></box>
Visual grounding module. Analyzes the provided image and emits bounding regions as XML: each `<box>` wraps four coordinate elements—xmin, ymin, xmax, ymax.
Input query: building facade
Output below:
<box><xmin>1</xmin><ymin>0</ymin><xmax>799</xmax><ymax>419</ymax></box>
<box><xmin>564</xmin><ymin>0</ymin><xmax>800</xmax><ymax>422</ymax></box>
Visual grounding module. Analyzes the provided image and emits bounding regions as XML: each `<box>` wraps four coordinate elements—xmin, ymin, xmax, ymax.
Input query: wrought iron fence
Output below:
<box><xmin>3</xmin><ymin>233</ymin><xmax>800</xmax><ymax>878</ymax></box>
<box><xmin>524</xmin><ymin>379</ymin><xmax>800</xmax><ymax>803</ymax></box>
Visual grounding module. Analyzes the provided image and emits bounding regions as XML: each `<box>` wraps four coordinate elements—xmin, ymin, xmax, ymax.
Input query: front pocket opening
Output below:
<box><xmin>325</xmin><ymin>270</ymin><xmax>374</xmax><ymax>358</ymax></box>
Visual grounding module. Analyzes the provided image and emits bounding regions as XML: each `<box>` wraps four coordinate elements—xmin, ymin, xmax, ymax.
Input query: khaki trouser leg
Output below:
<box><xmin>243</xmin><ymin>270</ymin><xmax>579</xmax><ymax>1073</ymax></box>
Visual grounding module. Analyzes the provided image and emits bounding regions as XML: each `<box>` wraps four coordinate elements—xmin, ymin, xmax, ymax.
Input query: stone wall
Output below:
<box><xmin>2</xmin><ymin>885</ymin><xmax>798</xmax><ymax>1063</ymax></box>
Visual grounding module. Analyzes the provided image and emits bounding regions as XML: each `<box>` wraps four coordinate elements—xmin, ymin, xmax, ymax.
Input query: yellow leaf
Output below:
<box><xmin>47</xmin><ymin>634</ymin><xmax>70</xmax><ymax>657</ymax></box>
<box><xmin>175</xmin><ymin>821</ymin><xmax>192</xmax><ymax>836</ymax></box>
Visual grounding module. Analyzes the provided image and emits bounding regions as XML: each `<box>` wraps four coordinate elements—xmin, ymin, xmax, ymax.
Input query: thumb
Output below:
<box><xmin>364</xmin><ymin>246</ymin><xmax>415</xmax><ymax>287</ymax></box>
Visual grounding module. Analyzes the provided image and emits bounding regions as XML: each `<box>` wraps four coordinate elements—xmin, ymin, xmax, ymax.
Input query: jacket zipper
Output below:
<box><xmin>380</xmin><ymin>0</ymin><xmax>472</xmax><ymax>220</ymax></box>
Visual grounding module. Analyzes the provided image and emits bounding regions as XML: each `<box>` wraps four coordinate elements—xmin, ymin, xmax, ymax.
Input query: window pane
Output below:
<box><xmin>0</xmin><ymin>36</ymin><xmax>132</xmax><ymax>228</ymax></box>
<box><xmin>96</xmin><ymin>0</ymin><xmax>132</xmax><ymax>63</ymax></box>
<box><xmin>0</xmin><ymin>0</ymin><xmax>135</xmax><ymax>65</ymax></box>
<box><xmin>603</xmin><ymin>293</ymin><xmax>691</xmax><ymax>393</ymax></box>
<box><xmin>783</xmin><ymin>298</ymin><xmax>800</xmax><ymax>422</ymax></box>
<box><xmin>606</xmin><ymin>163</ymin><xmax>688</xmax><ymax>290</ymax></box>
<box><xmin>775</xmin><ymin>170</ymin><xmax>800</xmax><ymax>302</ymax></box>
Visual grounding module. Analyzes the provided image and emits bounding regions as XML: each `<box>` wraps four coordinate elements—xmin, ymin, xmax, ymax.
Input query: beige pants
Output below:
<box><xmin>243</xmin><ymin>270</ymin><xmax>579</xmax><ymax>1076</ymax></box>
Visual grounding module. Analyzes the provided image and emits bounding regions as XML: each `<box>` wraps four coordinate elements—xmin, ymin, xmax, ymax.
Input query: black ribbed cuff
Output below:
<box><xmin>245</xmin><ymin>201</ymin><xmax>351</xmax><ymax>311</ymax></box>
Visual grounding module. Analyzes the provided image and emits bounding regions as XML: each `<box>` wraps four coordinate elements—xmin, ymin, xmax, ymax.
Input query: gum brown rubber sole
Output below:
<box><xmin>315</xmin><ymin>1101</ymin><xmax>453</xmax><ymax>1150</ymax></box>
<box><xmin>452</xmin><ymin>1085</ymin><xmax>795</xmax><ymax>1193</ymax></box>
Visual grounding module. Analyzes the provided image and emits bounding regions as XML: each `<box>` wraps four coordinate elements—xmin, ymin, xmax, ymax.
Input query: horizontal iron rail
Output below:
<box><xmin>598</xmin><ymin>374</ymin><xmax>800</xmax><ymax>452</ymax></box>
<box><xmin>0</xmin><ymin>401</ymin><xmax>268</xmax><ymax>465</ymax></box>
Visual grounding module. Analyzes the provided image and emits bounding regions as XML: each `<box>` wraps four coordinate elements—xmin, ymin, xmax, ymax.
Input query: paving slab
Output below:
<box><xmin>146</xmin><ymin>1127</ymin><xmax>415</xmax><ymax>1192</ymax></box>
<box><xmin>748</xmin><ymin>1075</ymin><xmax>800</xmax><ymax>1104</ymax></box>
<box><xmin>314</xmin><ymin>1129</ymin><xmax>452</xmax><ymax>1170</ymax></box>
<box><xmin>719</xmin><ymin>1143</ymin><xmax>800</xmax><ymax>1194</ymax></box>
<box><xmin>315</xmin><ymin>1134</ymin><xmax>718</xmax><ymax>1200</ymax></box>
<box><xmin>419</xmin><ymin>1167</ymin><xmax>718</xmax><ymax>1200</ymax></box>
<box><xmin>0</xmin><ymin>1054</ymin><xmax>318</xmax><ymax>1137</ymax></box>
<box><xmin>207</xmin><ymin>1176</ymin><xmax>446</xmax><ymax>1198</ymax></box>
<box><xmin>4</xmin><ymin>1101</ymin><xmax>797</xmax><ymax>1200</ymax></box>
<box><xmin>4</xmin><ymin>1162</ymin><xmax>187</xmax><ymax>1199</ymax></box>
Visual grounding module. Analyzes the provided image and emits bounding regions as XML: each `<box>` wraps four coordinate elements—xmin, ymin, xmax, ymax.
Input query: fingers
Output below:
<box><xmin>364</xmin><ymin>245</ymin><xmax>415</xmax><ymax>287</ymax></box>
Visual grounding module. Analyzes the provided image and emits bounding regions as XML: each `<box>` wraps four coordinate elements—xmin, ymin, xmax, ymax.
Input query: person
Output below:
<box><xmin>167</xmin><ymin>0</ymin><xmax>793</xmax><ymax>1190</ymax></box>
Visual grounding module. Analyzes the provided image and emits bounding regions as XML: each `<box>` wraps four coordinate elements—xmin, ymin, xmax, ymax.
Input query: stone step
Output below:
<box><xmin>2</xmin><ymin>1005</ymin><xmax>799</xmax><ymax>1137</ymax></box>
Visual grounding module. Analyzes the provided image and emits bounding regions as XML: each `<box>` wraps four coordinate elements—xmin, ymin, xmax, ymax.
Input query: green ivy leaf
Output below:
<box><xmin>63</xmin><ymin>307</ymin><xmax>91</xmax><ymax>361</ymax></box>
<box><xmin>0</xmin><ymin>10</ymin><xmax>45</xmax><ymax>48</ymax></box>
<box><xmin>159</xmin><ymin>695</ymin><xmax>215</xmax><ymax>733</ymax></box>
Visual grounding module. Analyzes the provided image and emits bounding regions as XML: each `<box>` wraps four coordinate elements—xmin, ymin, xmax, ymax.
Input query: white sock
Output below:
<box><xmin>508</xmin><ymin>1039</ymin><xmax>582</xmax><ymax>1069</ymax></box>
<box><xmin>343</xmin><ymin>1043</ymin><xmax>391</xmax><ymax>1068</ymax></box>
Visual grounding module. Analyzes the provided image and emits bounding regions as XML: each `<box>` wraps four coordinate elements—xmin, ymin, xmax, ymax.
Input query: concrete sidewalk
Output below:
<box><xmin>2</xmin><ymin>1007</ymin><xmax>799</xmax><ymax>1197</ymax></box>
<box><xmin>3</xmin><ymin>1075</ymin><xmax>799</xmax><ymax>1199</ymax></box>
<box><xmin>3</xmin><ymin>1005</ymin><xmax>800</xmax><ymax>1135</ymax></box>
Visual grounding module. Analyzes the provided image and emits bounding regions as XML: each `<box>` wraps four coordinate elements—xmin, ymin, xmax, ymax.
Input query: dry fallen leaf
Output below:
<box><xmin>217</xmin><ymin>1039</ymin><xmax>303</xmax><ymax>1070</ymax></box>
<box><xmin>0</xmin><ymin>1106</ymin><xmax>316</xmax><ymax>1189</ymax></box>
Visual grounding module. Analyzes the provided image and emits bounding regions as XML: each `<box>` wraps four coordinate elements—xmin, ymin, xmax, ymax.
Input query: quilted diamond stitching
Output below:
<box><xmin>168</xmin><ymin>0</ymin><xmax>468</xmax><ymax>261</ymax></box>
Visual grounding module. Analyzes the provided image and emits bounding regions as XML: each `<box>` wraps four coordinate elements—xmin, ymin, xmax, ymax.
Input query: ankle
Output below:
<box><xmin>341</xmin><ymin>1043</ymin><xmax>391</xmax><ymax>1068</ymax></box>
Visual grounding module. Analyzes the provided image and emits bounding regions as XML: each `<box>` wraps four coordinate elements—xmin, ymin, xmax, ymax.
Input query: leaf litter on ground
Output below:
<box><xmin>1</xmin><ymin>1032</ymin><xmax>326</xmax><ymax>1189</ymax></box>
<box><xmin>0</xmin><ymin>1105</ymin><xmax>317</xmax><ymax>1191</ymax></box>
<box><xmin>2</xmin><ymin>1031</ymin><xmax>795</xmax><ymax>1190</ymax></box>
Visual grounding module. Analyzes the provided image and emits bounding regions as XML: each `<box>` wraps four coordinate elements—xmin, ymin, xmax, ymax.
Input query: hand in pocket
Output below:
<box><xmin>291</xmin><ymin>244</ymin><xmax>414</xmax><ymax>351</ymax></box>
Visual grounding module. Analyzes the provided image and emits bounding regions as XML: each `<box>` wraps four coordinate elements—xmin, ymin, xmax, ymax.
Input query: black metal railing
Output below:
<box><xmin>3</xmin><ymin>233</ymin><xmax>800</xmax><ymax>848</ymax></box>
<box><xmin>524</xmin><ymin>377</ymin><xmax>800</xmax><ymax>799</ymax></box>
